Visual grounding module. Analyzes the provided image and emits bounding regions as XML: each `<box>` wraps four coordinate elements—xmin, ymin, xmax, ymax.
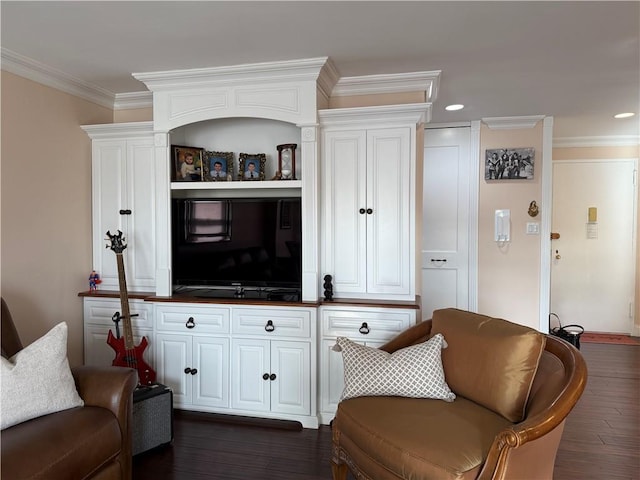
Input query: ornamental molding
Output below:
<box><xmin>553</xmin><ymin>135</ymin><xmax>640</xmax><ymax>148</ymax></box>
<box><xmin>332</xmin><ymin>71</ymin><xmax>440</xmax><ymax>102</ymax></box>
<box><xmin>482</xmin><ymin>115</ymin><xmax>545</xmax><ymax>130</ymax></box>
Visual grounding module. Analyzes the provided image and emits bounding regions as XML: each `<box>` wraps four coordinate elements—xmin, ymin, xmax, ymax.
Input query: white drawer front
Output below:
<box><xmin>321</xmin><ymin>308</ymin><xmax>414</xmax><ymax>340</ymax></box>
<box><xmin>232</xmin><ymin>308</ymin><xmax>311</xmax><ymax>338</ymax></box>
<box><xmin>84</xmin><ymin>298</ymin><xmax>153</xmax><ymax>329</ymax></box>
<box><xmin>156</xmin><ymin>304</ymin><xmax>230</xmax><ymax>334</ymax></box>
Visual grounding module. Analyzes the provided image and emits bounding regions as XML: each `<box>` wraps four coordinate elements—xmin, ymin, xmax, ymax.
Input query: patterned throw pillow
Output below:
<box><xmin>334</xmin><ymin>334</ymin><xmax>456</xmax><ymax>402</ymax></box>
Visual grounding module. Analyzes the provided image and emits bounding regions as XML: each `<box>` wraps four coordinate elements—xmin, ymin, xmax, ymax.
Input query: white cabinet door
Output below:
<box><xmin>367</xmin><ymin>128</ymin><xmax>411</xmax><ymax>295</ymax></box>
<box><xmin>84</xmin><ymin>325</ymin><xmax>153</xmax><ymax>368</ymax></box>
<box><xmin>270</xmin><ymin>340</ymin><xmax>310</xmax><ymax>416</ymax></box>
<box><xmin>231</xmin><ymin>339</ymin><xmax>270</xmax><ymax>412</ymax></box>
<box><xmin>321</xmin><ymin>127</ymin><xmax>413</xmax><ymax>299</ymax></box>
<box><xmin>88</xmin><ymin>125</ymin><xmax>156</xmax><ymax>292</ymax></box>
<box><xmin>193</xmin><ymin>336</ymin><xmax>230</xmax><ymax>408</ymax></box>
<box><xmin>156</xmin><ymin>333</ymin><xmax>192</xmax><ymax>405</ymax></box>
<box><xmin>322</xmin><ymin>130</ymin><xmax>368</xmax><ymax>295</ymax></box>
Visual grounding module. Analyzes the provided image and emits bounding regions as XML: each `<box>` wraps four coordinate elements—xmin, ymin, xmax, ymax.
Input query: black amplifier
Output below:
<box><xmin>132</xmin><ymin>383</ymin><xmax>173</xmax><ymax>456</ymax></box>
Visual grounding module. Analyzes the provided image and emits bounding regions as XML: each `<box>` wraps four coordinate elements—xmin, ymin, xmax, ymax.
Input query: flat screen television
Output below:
<box><xmin>171</xmin><ymin>197</ymin><xmax>302</xmax><ymax>294</ymax></box>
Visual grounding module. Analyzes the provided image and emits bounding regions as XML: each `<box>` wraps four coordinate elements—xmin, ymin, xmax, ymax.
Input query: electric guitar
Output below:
<box><xmin>105</xmin><ymin>230</ymin><xmax>156</xmax><ymax>385</ymax></box>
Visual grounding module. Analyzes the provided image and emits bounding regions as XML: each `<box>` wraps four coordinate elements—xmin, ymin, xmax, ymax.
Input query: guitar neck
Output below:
<box><xmin>115</xmin><ymin>253</ymin><xmax>135</xmax><ymax>351</ymax></box>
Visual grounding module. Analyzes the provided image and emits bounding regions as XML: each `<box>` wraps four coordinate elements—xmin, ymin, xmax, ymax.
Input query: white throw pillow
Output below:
<box><xmin>334</xmin><ymin>334</ymin><xmax>456</xmax><ymax>402</ymax></box>
<box><xmin>1</xmin><ymin>322</ymin><xmax>84</xmax><ymax>429</ymax></box>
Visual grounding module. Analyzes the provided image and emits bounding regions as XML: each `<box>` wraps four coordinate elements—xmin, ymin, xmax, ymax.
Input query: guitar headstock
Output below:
<box><xmin>106</xmin><ymin>230</ymin><xmax>128</xmax><ymax>254</ymax></box>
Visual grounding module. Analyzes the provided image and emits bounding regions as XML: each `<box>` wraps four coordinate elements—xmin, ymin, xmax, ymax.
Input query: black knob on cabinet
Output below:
<box><xmin>269</xmin><ymin>373</ymin><xmax>277</xmax><ymax>381</ymax></box>
<box><xmin>184</xmin><ymin>367</ymin><xmax>192</xmax><ymax>374</ymax></box>
<box><xmin>263</xmin><ymin>373</ymin><xmax>270</xmax><ymax>380</ymax></box>
<box><xmin>185</xmin><ymin>317</ymin><xmax>195</xmax><ymax>329</ymax></box>
<box><xmin>366</xmin><ymin>208</ymin><xmax>373</xmax><ymax>215</ymax></box>
<box><xmin>190</xmin><ymin>368</ymin><xmax>198</xmax><ymax>375</ymax></box>
<box><xmin>265</xmin><ymin>320</ymin><xmax>275</xmax><ymax>332</ymax></box>
<box><xmin>359</xmin><ymin>208</ymin><xmax>366</xmax><ymax>214</ymax></box>
<box><xmin>119</xmin><ymin>209</ymin><xmax>132</xmax><ymax>215</ymax></box>
<box><xmin>359</xmin><ymin>322</ymin><xmax>370</xmax><ymax>334</ymax></box>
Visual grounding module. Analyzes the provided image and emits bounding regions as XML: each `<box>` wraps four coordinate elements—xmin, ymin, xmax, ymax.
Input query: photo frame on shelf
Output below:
<box><xmin>239</xmin><ymin>153</ymin><xmax>266</xmax><ymax>181</ymax></box>
<box><xmin>172</xmin><ymin>145</ymin><xmax>204</xmax><ymax>182</ymax></box>
<box><xmin>485</xmin><ymin>147</ymin><xmax>535</xmax><ymax>181</ymax></box>
<box><xmin>203</xmin><ymin>151</ymin><xmax>234</xmax><ymax>182</ymax></box>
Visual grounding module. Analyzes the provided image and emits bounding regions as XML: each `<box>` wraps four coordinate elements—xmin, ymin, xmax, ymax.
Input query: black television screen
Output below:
<box><xmin>171</xmin><ymin>197</ymin><xmax>302</xmax><ymax>291</ymax></box>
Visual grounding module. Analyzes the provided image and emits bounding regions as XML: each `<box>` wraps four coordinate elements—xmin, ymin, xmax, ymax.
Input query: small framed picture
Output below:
<box><xmin>485</xmin><ymin>147</ymin><xmax>535</xmax><ymax>181</ymax></box>
<box><xmin>172</xmin><ymin>145</ymin><xmax>203</xmax><ymax>182</ymax></box>
<box><xmin>239</xmin><ymin>153</ymin><xmax>266</xmax><ymax>181</ymax></box>
<box><xmin>203</xmin><ymin>151</ymin><xmax>233</xmax><ymax>182</ymax></box>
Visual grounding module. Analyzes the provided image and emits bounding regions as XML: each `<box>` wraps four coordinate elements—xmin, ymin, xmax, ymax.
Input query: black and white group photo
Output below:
<box><xmin>485</xmin><ymin>147</ymin><xmax>535</xmax><ymax>180</ymax></box>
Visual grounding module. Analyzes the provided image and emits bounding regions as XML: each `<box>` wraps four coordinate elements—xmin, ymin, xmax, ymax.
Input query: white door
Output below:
<box><xmin>422</xmin><ymin>127</ymin><xmax>471</xmax><ymax>319</ymax></box>
<box><xmin>156</xmin><ymin>333</ymin><xmax>192</xmax><ymax>405</ymax></box>
<box><xmin>367</xmin><ymin>128</ymin><xmax>412</xmax><ymax>295</ymax></box>
<box><xmin>270</xmin><ymin>341</ymin><xmax>310</xmax><ymax>416</ymax></box>
<box><xmin>193</xmin><ymin>337</ymin><xmax>229</xmax><ymax>408</ymax></box>
<box><xmin>231</xmin><ymin>339</ymin><xmax>270</xmax><ymax>412</ymax></box>
<box><xmin>551</xmin><ymin>159</ymin><xmax>637</xmax><ymax>333</ymax></box>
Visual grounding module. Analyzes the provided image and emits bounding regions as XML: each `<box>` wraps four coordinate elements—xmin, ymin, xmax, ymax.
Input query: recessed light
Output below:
<box><xmin>445</xmin><ymin>104</ymin><xmax>464</xmax><ymax>111</ymax></box>
<box><xmin>614</xmin><ymin>112</ymin><xmax>635</xmax><ymax>119</ymax></box>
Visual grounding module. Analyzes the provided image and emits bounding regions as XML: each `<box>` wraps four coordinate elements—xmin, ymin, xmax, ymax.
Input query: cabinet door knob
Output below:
<box><xmin>359</xmin><ymin>208</ymin><xmax>366</xmax><ymax>214</ymax></box>
<box><xmin>262</xmin><ymin>373</ymin><xmax>270</xmax><ymax>380</ymax></box>
<box><xmin>264</xmin><ymin>320</ymin><xmax>275</xmax><ymax>332</ymax></box>
<box><xmin>184</xmin><ymin>367</ymin><xmax>192</xmax><ymax>374</ymax></box>
<box><xmin>366</xmin><ymin>208</ymin><xmax>373</xmax><ymax>215</ymax></box>
<box><xmin>185</xmin><ymin>317</ymin><xmax>195</xmax><ymax>329</ymax></box>
<box><xmin>190</xmin><ymin>368</ymin><xmax>198</xmax><ymax>375</ymax></box>
<box><xmin>359</xmin><ymin>322</ymin><xmax>370</xmax><ymax>334</ymax></box>
<box><xmin>269</xmin><ymin>373</ymin><xmax>277</xmax><ymax>381</ymax></box>
<box><xmin>119</xmin><ymin>209</ymin><xmax>132</xmax><ymax>215</ymax></box>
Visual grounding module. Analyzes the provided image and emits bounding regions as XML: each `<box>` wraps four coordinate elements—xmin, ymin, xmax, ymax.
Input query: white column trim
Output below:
<box><xmin>540</xmin><ymin>116</ymin><xmax>554</xmax><ymax>332</ymax></box>
<box><xmin>469</xmin><ymin>120</ymin><xmax>481</xmax><ymax>313</ymax></box>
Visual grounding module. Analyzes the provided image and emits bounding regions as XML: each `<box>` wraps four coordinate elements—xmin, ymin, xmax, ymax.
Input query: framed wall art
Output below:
<box><xmin>485</xmin><ymin>147</ymin><xmax>535</xmax><ymax>181</ymax></box>
<box><xmin>239</xmin><ymin>153</ymin><xmax>266</xmax><ymax>181</ymax></box>
<box><xmin>172</xmin><ymin>145</ymin><xmax>204</xmax><ymax>182</ymax></box>
<box><xmin>203</xmin><ymin>151</ymin><xmax>233</xmax><ymax>182</ymax></box>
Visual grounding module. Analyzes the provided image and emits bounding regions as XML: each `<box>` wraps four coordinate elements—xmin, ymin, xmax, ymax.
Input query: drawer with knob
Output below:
<box><xmin>231</xmin><ymin>307</ymin><xmax>312</xmax><ymax>338</ymax></box>
<box><xmin>321</xmin><ymin>307</ymin><xmax>414</xmax><ymax>340</ymax></box>
<box><xmin>155</xmin><ymin>304</ymin><xmax>230</xmax><ymax>334</ymax></box>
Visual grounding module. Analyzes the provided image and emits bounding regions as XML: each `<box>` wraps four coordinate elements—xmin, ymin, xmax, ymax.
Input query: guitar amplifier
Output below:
<box><xmin>132</xmin><ymin>383</ymin><xmax>173</xmax><ymax>456</ymax></box>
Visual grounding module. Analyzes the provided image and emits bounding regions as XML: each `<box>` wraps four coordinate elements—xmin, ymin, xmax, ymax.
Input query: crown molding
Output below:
<box><xmin>81</xmin><ymin>121</ymin><xmax>154</xmax><ymax>139</ymax></box>
<box><xmin>319</xmin><ymin>102</ymin><xmax>430</xmax><ymax>126</ymax></box>
<box><xmin>114</xmin><ymin>91</ymin><xmax>153</xmax><ymax>110</ymax></box>
<box><xmin>553</xmin><ymin>135</ymin><xmax>640</xmax><ymax>148</ymax></box>
<box><xmin>482</xmin><ymin>115</ymin><xmax>545</xmax><ymax>130</ymax></box>
<box><xmin>1</xmin><ymin>47</ymin><xmax>115</xmax><ymax>109</ymax></box>
<box><xmin>332</xmin><ymin>70</ymin><xmax>440</xmax><ymax>102</ymax></box>
<box><xmin>133</xmin><ymin>57</ymin><xmax>332</xmax><ymax>91</ymax></box>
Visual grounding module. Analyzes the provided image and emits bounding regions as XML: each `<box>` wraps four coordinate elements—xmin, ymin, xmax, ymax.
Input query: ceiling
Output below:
<box><xmin>2</xmin><ymin>1</ymin><xmax>638</xmax><ymax>140</ymax></box>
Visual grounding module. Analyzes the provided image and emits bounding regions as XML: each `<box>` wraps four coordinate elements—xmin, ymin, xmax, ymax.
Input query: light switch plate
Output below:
<box><xmin>526</xmin><ymin>222</ymin><xmax>540</xmax><ymax>235</ymax></box>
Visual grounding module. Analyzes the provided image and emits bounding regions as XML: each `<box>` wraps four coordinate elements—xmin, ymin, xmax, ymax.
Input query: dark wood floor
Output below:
<box><xmin>133</xmin><ymin>342</ymin><xmax>639</xmax><ymax>479</ymax></box>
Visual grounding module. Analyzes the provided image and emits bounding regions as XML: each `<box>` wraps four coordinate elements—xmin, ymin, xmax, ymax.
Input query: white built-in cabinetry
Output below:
<box><xmin>319</xmin><ymin>105</ymin><xmax>426</xmax><ymax>301</ymax></box>
<box><xmin>318</xmin><ymin>305</ymin><xmax>416</xmax><ymax>424</ymax></box>
<box><xmin>82</xmin><ymin>297</ymin><xmax>154</xmax><ymax>367</ymax></box>
<box><xmin>81</xmin><ymin>122</ymin><xmax>156</xmax><ymax>292</ymax></box>
<box><xmin>82</xmin><ymin>58</ymin><xmax>436</xmax><ymax>428</ymax></box>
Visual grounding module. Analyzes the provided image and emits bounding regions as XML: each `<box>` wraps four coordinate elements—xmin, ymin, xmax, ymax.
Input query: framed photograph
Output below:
<box><xmin>485</xmin><ymin>147</ymin><xmax>535</xmax><ymax>181</ymax></box>
<box><xmin>172</xmin><ymin>145</ymin><xmax>204</xmax><ymax>182</ymax></box>
<box><xmin>203</xmin><ymin>151</ymin><xmax>233</xmax><ymax>182</ymax></box>
<box><xmin>239</xmin><ymin>153</ymin><xmax>266</xmax><ymax>181</ymax></box>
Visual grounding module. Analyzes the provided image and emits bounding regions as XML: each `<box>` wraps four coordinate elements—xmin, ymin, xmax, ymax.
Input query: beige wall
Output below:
<box><xmin>477</xmin><ymin>122</ymin><xmax>544</xmax><ymax>329</ymax></box>
<box><xmin>553</xmin><ymin>144</ymin><xmax>640</xmax><ymax>334</ymax></box>
<box><xmin>1</xmin><ymin>71</ymin><xmax>113</xmax><ymax>366</ymax></box>
<box><xmin>114</xmin><ymin>107</ymin><xmax>152</xmax><ymax>123</ymax></box>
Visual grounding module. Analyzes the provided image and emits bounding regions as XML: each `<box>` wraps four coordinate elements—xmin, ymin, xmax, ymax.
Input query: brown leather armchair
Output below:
<box><xmin>1</xmin><ymin>298</ymin><xmax>138</xmax><ymax>480</ymax></box>
<box><xmin>331</xmin><ymin>309</ymin><xmax>588</xmax><ymax>480</ymax></box>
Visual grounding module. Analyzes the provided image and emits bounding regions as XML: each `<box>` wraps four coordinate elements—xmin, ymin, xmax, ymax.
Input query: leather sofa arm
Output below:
<box><xmin>72</xmin><ymin>366</ymin><xmax>137</xmax><ymax>422</ymax></box>
<box><xmin>380</xmin><ymin>319</ymin><xmax>432</xmax><ymax>353</ymax></box>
